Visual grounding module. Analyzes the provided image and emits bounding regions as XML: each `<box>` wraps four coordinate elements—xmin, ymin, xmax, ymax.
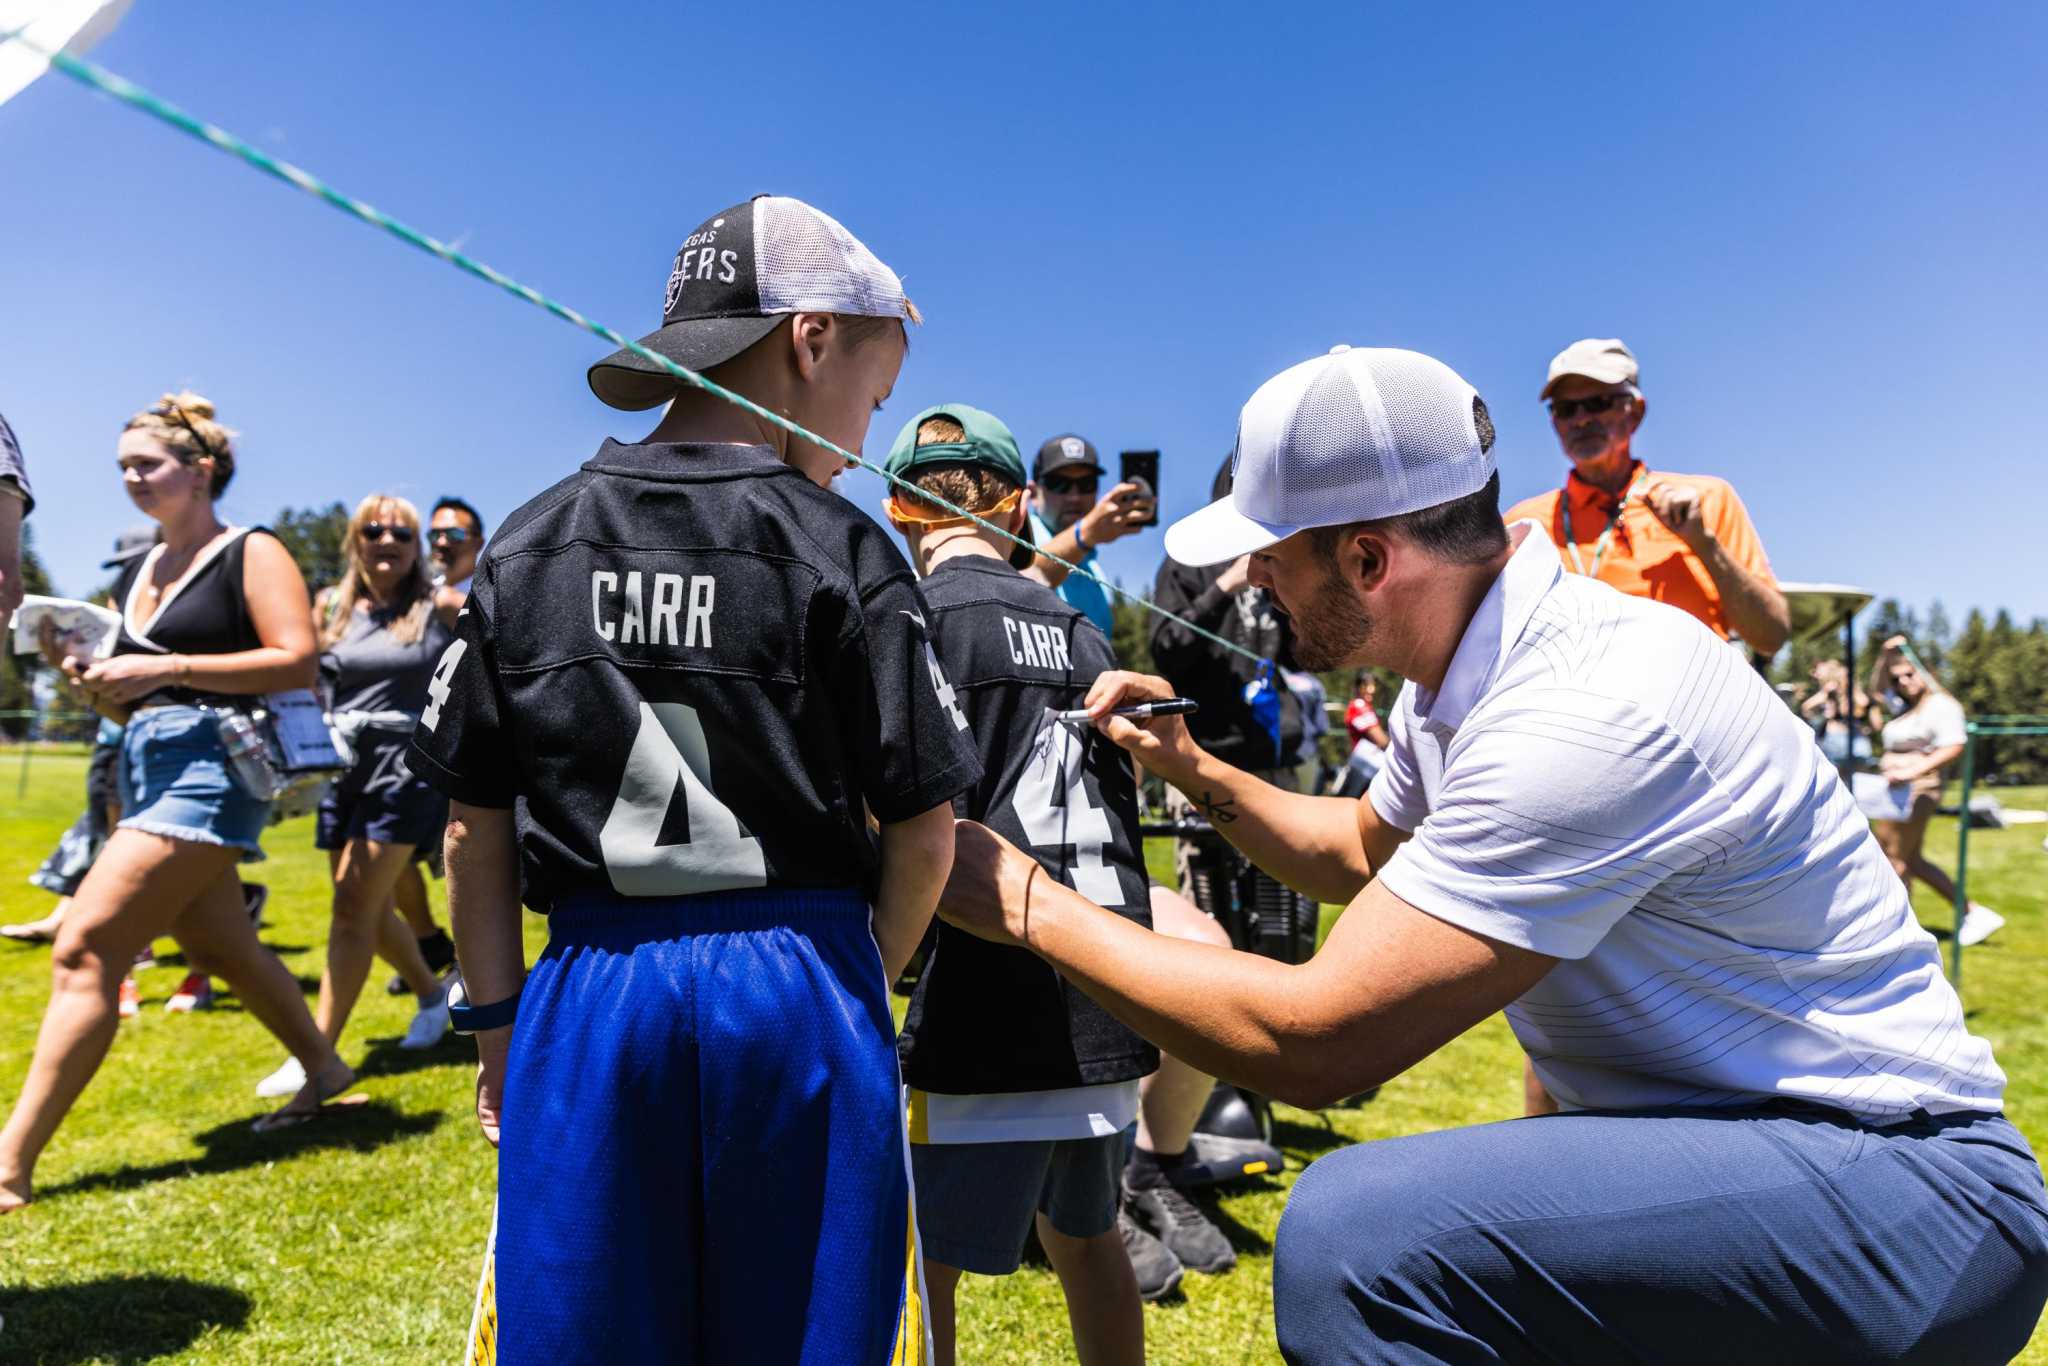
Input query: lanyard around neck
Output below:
<box><xmin>1557</xmin><ymin>468</ymin><xmax>1649</xmax><ymax>578</ymax></box>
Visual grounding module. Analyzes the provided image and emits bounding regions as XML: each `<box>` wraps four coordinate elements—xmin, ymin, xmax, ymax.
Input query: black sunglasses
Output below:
<box><xmin>428</xmin><ymin>526</ymin><xmax>471</xmax><ymax>545</ymax></box>
<box><xmin>1548</xmin><ymin>393</ymin><xmax>1633</xmax><ymax>421</ymax></box>
<box><xmin>1041</xmin><ymin>474</ymin><xmax>1099</xmax><ymax>496</ymax></box>
<box><xmin>360</xmin><ymin>522</ymin><xmax>416</xmax><ymax>545</ymax></box>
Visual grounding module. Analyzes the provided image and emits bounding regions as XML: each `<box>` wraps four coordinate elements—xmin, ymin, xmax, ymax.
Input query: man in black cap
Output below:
<box><xmin>1026</xmin><ymin>434</ymin><xmax>1154</xmax><ymax>637</ymax></box>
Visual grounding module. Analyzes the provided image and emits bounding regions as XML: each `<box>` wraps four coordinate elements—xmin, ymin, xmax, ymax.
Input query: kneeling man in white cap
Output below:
<box><xmin>936</xmin><ymin>345</ymin><xmax>2048</xmax><ymax>1363</ymax></box>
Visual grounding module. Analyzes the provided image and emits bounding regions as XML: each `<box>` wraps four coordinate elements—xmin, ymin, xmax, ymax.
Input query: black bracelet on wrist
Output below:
<box><xmin>448</xmin><ymin>979</ymin><xmax>522</xmax><ymax>1035</ymax></box>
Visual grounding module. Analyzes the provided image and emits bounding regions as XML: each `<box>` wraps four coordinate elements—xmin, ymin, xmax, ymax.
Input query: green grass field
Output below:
<box><xmin>0</xmin><ymin>751</ymin><xmax>2042</xmax><ymax>1362</ymax></box>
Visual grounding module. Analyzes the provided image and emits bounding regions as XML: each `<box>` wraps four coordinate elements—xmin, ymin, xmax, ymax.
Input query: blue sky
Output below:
<box><xmin>3</xmin><ymin>3</ymin><xmax>2043</xmax><ymax>626</ymax></box>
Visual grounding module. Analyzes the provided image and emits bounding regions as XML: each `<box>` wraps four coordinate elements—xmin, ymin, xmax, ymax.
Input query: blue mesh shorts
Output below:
<box><xmin>485</xmin><ymin>888</ymin><xmax>928</xmax><ymax>1365</ymax></box>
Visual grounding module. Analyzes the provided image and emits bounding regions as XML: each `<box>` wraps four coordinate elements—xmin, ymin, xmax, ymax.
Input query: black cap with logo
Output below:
<box><xmin>1033</xmin><ymin>434</ymin><xmax>1104</xmax><ymax>480</ymax></box>
<box><xmin>588</xmin><ymin>195</ymin><xmax>913</xmax><ymax>412</ymax></box>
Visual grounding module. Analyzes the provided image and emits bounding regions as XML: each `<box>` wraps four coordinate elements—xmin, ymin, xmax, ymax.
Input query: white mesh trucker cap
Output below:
<box><xmin>1163</xmin><ymin>346</ymin><xmax>1495</xmax><ymax>567</ymax></box>
<box><xmin>589</xmin><ymin>194</ymin><xmax>914</xmax><ymax>411</ymax></box>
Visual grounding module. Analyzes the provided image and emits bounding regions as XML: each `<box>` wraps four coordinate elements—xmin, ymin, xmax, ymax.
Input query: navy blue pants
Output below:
<box><xmin>1274</xmin><ymin>1105</ymin><xmax>2048</xmax><ymax>1364</ymax></box>
<box><xmin>489</xmin><ymin>890</ymin><xmax>924</xmax><ymax>1365</ymax></box>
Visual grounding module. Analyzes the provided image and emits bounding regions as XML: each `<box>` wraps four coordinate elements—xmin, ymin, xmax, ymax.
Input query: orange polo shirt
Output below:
<box><xmin>1505</xmin><ymin>462</ymin><xmax>1775</xmax><ymax>640</ymax></box>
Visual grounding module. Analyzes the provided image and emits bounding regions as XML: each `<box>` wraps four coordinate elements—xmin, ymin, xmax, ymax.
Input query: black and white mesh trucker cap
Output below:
<box><xmin>587</xmin><ymin>194</ymin><xmax>914</xmax><ymax>411</ymax></box>
<box><xmin>1164</xmin><ymin>346</ymin><xmax>1495</xmax><ymax>567</ymax></box>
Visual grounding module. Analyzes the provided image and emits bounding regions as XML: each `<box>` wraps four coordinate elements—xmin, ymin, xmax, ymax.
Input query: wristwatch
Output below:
<box><xmin>447</xmin><ymin>976</ymin><xmax>521</xmax><ymax>1035</ymax></box>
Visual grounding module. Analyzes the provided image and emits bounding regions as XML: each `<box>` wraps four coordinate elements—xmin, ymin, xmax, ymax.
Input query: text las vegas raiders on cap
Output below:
<box><xmin>588</xmin><ymin>194</ymin><xmax>918</xmax><ymax>412</ymax></box>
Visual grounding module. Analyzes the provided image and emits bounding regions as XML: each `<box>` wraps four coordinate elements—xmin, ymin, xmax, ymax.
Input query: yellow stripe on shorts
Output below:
<box><xmin>904</xmin><ymin>1087</ymin><xmax>932</xmax><ymax>1145</ymax></box>
<box><xmin>467</xmin><ymin>1204</ymin><xmax>499</xmax><ymax>1366</ymax></box>
<box><xmin>892</xmin><ymin>1194</ymin><xmax>927</xmax><ymax>1366</ymax></box>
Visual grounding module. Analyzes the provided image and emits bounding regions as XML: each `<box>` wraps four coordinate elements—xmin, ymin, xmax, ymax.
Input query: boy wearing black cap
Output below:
<box><xmin>411</xmin><ymin>195</ymin><xmax>978</xmax><ymax>1365</ymax></box>
<box><xmin>882</xmin><ymin>404</ymin><xmax>1157</xmax><ymax>1364</ymax></box>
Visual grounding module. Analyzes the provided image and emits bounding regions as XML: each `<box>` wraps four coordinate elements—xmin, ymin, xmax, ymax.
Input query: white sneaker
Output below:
<box><xmin>1959</xmin><ymin>904</ymin><xmax>2005</xmax><ymax>948</ymax></box>
<box><xmin>256</xmin><ymin>1056</ymin><xmax>307</xmax><ymax>1098</ymax></box>
<box><xmin>400</xmin><ymin>994</ymin><xmax>451</xmax><ymax>1050</ymax></box>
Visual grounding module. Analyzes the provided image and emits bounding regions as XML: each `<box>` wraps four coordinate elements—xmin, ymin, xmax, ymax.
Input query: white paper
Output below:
<box><xmin>1851</xmin><ymin>771</ymin><xmax>1914</xmax><ymax>824</ymax></box>
<box><xmin>265</xmin><ymin>689</ymin><xmax>347</xmax><ymax>772</ymax></box>
<box><xmin>10</xmin><ymin>593</ymin><xmax>120</xmax><ymax>660</ymax></box>
<box><xmin>0</xmin><ymin>0</ymin><xmax>133</xmax><ymax>107</ymax></box>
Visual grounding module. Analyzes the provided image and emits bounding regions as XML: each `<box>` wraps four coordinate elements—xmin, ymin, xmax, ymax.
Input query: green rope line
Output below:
<box><xmin>9</xmin><ymin>34</ymin><xmax>1266</xmax><ymax>667</ymax></box>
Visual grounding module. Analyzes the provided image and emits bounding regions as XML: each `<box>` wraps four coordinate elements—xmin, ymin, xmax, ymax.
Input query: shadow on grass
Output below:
<box><xmin>1196</xmin><ymin>1192</ymin><xmax>1274</xmax><ymax>1256</ymax></box>
<box><xmin>1271</xmin><ymin>1115</ymin><xmax>1351</xmax><ymax>1161</ymax></box>
<box><xmin>34</xmin><ymin>1101</ymin><xmax>442</xmax><ymax>1203</ymax></box>
<box><xmin>353</xmin><ymin>1033</ymin><xmax>471</xmax><ymax>1081</ymax></box>
<box><xmin>0</xmin><ymin>1273</ymin><xmax>250</xmax><ymax>1362</ymax></box>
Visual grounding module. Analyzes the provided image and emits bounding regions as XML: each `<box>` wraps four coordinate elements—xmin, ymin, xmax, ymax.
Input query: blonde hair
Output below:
<box><xmin>124</xmin><ymin>391</ymin><xmax>238</xmax><ymax>497</ymax></box>
<box><xmin>319</xmin><ymin>494</ymin><xmax>435</xmax><ymax>648</ymax></box>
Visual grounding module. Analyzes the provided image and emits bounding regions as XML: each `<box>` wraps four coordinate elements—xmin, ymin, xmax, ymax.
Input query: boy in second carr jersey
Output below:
<box><xmin>408</xmin><ymin>196</ymin><xmax>977</xmax><ymax>1365</ymax></box>
<box><xmin>882</xmin><ymin>404</ymin><xmax>1158</xmax><ymax>1366</ymax></box>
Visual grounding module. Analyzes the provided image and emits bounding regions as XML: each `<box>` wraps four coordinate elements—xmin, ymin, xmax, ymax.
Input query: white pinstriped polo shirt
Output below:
<box><xmin>1369</xmin><ymin>525</ymin><xmax>2003</xmax><ymax>1120</ymax></box>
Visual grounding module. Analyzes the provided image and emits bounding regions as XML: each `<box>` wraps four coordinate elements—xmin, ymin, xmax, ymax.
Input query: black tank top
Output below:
<box><xmin>111</xmin><ymin>527</ymin><xmax>268</xmax><ymax>707</ymax></box>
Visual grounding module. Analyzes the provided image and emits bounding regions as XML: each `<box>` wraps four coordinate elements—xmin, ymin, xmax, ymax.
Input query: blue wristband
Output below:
<box><xmin>448</xmin><ymin>980</ymin><xmax>521</xmax><ymax>1035</ymax></box>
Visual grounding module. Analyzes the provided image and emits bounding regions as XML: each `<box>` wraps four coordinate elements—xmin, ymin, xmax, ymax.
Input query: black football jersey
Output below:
<box><xmin>897</xmin><ymin>555</ymin><xmax>1158</xmax><ymax>1095</ymax></box>
<box><xmin>407</xmin><ymin>440</ymin><xmax>982</xmax><ymax>911</ymax></box>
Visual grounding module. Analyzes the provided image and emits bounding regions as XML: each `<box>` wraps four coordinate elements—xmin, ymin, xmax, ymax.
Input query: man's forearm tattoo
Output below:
<box><xmin>1194</xmin><ymin>790</ymin><xmax>1238</xmax><ymax>825</ymax></box>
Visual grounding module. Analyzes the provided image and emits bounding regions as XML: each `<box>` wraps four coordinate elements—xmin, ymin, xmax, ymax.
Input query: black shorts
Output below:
<box><xmin>315</xmin><ymin>736</ymin><xmax>449</xmax><ymax>852</ymax></box>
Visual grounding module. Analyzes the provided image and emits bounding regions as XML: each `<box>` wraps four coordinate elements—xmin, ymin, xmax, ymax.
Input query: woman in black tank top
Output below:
<box><xmin>251</xmin><ymin>495</ymin><xmax>457</xmax><ymax>1105</ymax></box>
<box><xmin>0</xmin><ymin>394</ymin><xmax>355</xmax><ymax>1213</ymax></box>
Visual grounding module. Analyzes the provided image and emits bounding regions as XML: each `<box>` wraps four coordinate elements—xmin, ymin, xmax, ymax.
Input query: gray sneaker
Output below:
<box><xmin>1117</xmin><ymin>1208</ymin><xmax>1184</xmax><ymax>1302</ymax></box>
<box><xmin>1124</xmin><ymin>1179</ymin><xmax>1237</xmax><ymax>1275</ymax></box>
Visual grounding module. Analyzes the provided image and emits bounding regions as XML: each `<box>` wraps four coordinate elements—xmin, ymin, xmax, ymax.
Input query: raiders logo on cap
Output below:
<box><xmin>588</xmin><ymin>195</ymin><xmax>913</xmax><ymax>412</ymax></box>
<box><xmin>1033</xmin><ymin>433</ymin><xmax>1104</xmax><ymax>479</ymax></box>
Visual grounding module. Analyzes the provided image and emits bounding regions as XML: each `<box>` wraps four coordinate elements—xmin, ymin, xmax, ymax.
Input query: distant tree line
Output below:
<box><xmin>15</xmin><ymin>523</ymin><xmax>2047</xmax><ymax>786</ymax></box>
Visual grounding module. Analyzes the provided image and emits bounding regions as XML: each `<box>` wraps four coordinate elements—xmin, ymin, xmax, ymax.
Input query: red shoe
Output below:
<box><xmin>165</xmin><ymin>972</ymin><xmax>215</xmax><ymax>1013</ymax></box>
<box><xmin>118</xmin><ymin>976</ymin><xmax>140</xmax><ymax>1019</ymax></box>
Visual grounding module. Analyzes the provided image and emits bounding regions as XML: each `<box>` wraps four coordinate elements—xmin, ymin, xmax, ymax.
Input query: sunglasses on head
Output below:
<box><xmin>360</xmin><ymin>522</ymin><xmax>416</xmax><ymax>545</ymax></box>
<box><xmin>150</xmin><ymin>401</ymin><xmax>219</xmax><ymax>460</ymax></box>
<box><xmin>1548</xmin><ymin>393</ymin><xmax>1632</xmax><ymax>421</ymax></box>
<box><xmin>428</xmin><ymin>526</ymin><xmax>471</xmax><ymax>545</ymax></box>
<box><xmin>1041</xmin><ymin>474</ymin><xmax>1099</xmax><ymax>496</ymax></box>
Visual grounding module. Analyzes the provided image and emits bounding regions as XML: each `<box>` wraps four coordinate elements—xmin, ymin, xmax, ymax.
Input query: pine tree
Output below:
<box><xmin>270</xmin><ymin>502</ymin><xmax>352</xmax><ymax>595</ymax></box>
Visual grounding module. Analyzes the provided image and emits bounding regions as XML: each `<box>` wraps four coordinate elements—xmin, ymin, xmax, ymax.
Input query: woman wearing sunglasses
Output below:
<box><xmin>254</xmin><ymin>495</ymin><xmax>456</xmax><ymax>1112</ymax></box>
<box><xmin>0</xmin><ymin>393</ymin><xmax>355</xmax><ymax>1209</ymax></box>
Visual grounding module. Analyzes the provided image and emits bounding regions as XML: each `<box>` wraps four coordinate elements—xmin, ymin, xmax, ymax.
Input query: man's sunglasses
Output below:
<box><xmin>1548</xmin><ymin>393</ymin><xmax>1633</xmax><ymax>421</ymax></box>
<box><xmin>428</xmin><ymin>527</ymin><xmax>471</xmax><ymax>545</ymax></box>
<box><xmin>1041</xmin><ymin>474</ymin><xmax>1099</xmax><ymax>496</ymax></box>
<box><xmin>360</xmin><ymin>523</ymin><xmax>416</xmax><ymax>545</ymax></box>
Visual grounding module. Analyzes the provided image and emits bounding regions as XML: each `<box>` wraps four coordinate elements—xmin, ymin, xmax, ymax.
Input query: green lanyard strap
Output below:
<box><xmin>1556</xmin><ymin>469</ymin><xmax>1650</xmax><ymax>579</ymax></box>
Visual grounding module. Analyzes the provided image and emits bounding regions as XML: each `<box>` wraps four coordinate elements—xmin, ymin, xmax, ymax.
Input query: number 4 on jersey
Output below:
<box><xmin>1012</xmin><ymin>718</ymin><xmax>1123</xmax><ymax>906</ymax></box>
<box><xmin>420</xmin><ymin>638</ymin><xmax>469</xmax><ymax>732</ymax></box>
<box><xmin>600</xmin><ymin>702</ymin><xmax>768</xmax><ymax>896</ymax></box>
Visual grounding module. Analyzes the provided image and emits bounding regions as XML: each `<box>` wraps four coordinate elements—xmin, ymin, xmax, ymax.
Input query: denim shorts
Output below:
<box><xmin>314</xmin><ymin>734</ymin><xmax>448</xmax><ymax>851</ymax></box>
<box><xmin>116</xmin><ymin>705</ymin><xmax>270</xmax><ymax>862</ymax></box>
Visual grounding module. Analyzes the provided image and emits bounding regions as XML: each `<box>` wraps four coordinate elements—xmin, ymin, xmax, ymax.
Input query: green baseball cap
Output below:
<box><xmin>884</xmin><ymin>403</ymin><xmax>1027</xmax><ymax>488</ymax></box>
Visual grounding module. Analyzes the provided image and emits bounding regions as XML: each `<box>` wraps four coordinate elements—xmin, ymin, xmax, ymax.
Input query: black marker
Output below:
<box><xmin>1053</xmin><ymin>699</ymin><xmax>1200</xmax><ymax>723</ymax></box>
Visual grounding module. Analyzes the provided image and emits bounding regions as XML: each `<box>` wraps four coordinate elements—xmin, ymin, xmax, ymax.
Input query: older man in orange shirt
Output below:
<box><xmin>1507</xmin><ymin>339</ymin><xmax>1789</xmax><ymax>656</ymax></box>
<box><xmin>1508</xmin><ymin>339</ymin><xmax>1790</xmax><ymax>1117</ymax></box>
